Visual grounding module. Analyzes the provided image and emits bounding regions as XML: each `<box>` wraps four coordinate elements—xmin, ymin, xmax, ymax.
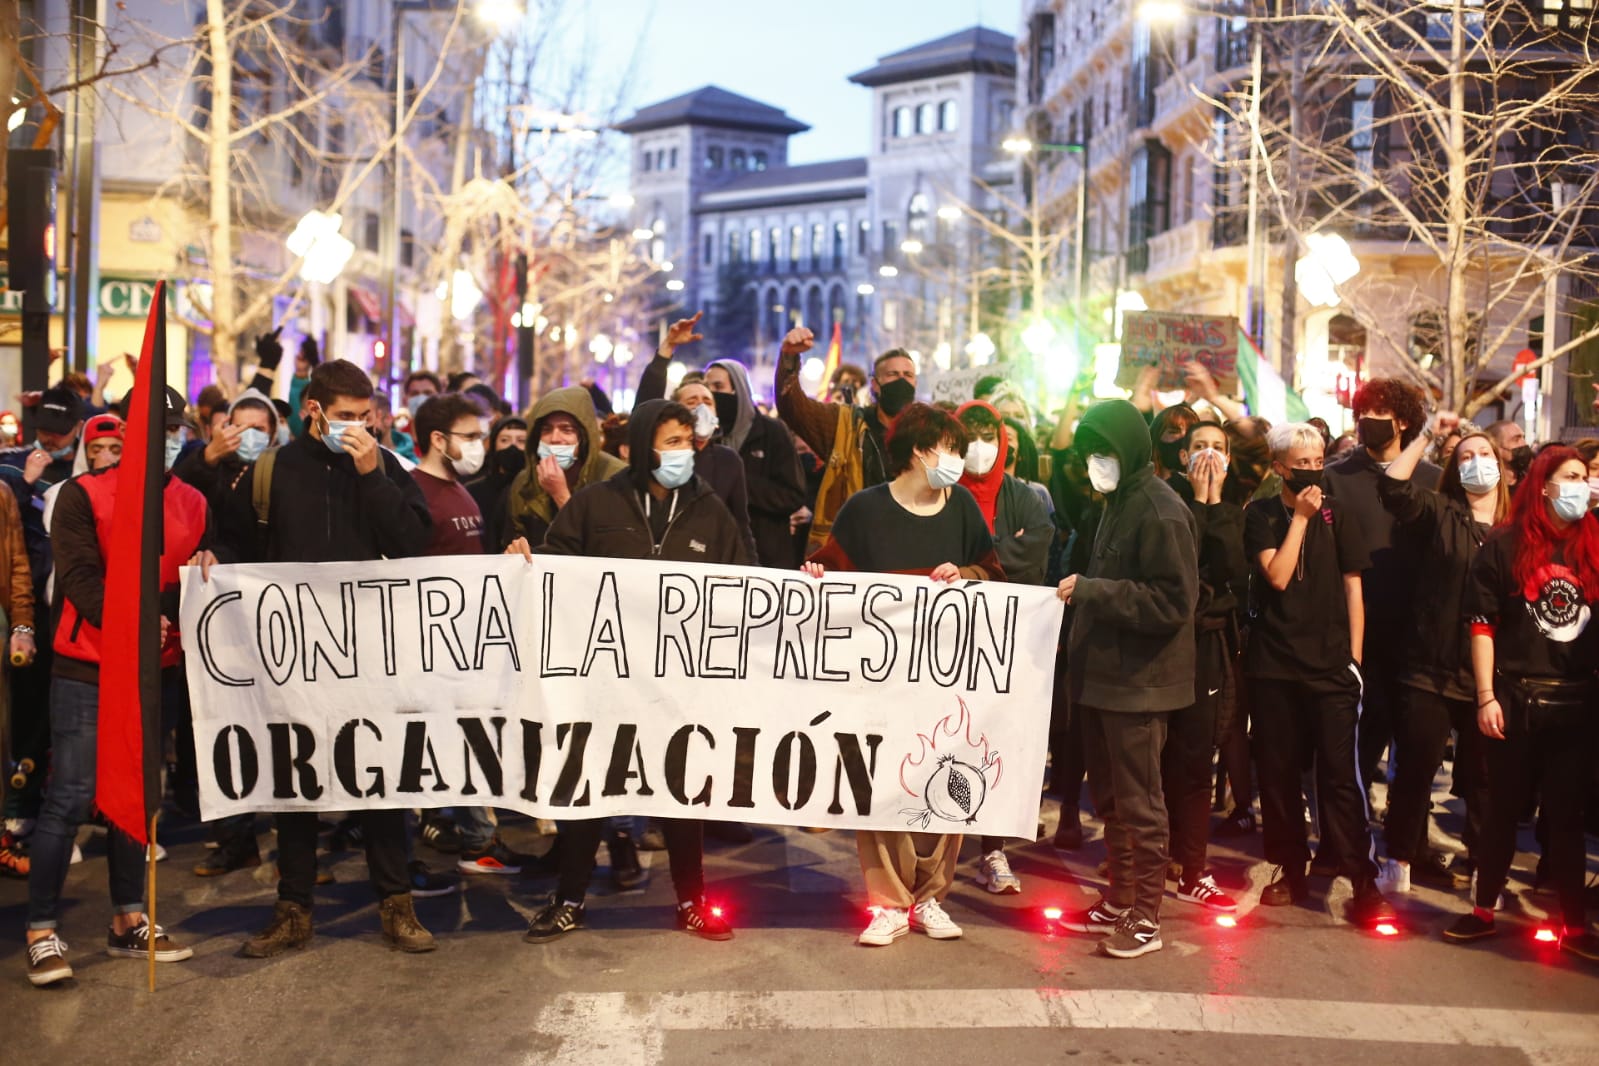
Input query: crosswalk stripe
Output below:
<box><xmin>535</xmin><ymin>987</ymin><xmax>1599</xmax><ymax>1066</ymax></box>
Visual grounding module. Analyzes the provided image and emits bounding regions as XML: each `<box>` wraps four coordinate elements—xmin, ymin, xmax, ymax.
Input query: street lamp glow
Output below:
<box><xmin>608</xmin><ymin>192</ymin><xmax>637</xmax><ymax>209</ymax></box>
<box><xmin>878</xmin><ymin>265</ymin><xmax>899</xmax><ymax>278</ymax></box>
<box><xmin>473</xmin><ymin>0</ymin><xmax>524</xmax><ymax>28</ymax></box>
<box><xmin>1002</xmin><ymin>137</ymin><xmax>1034</xmax><ymax>154</ymax></box>
<box><xmin>1296</xmin><ymin>232</ymin><xmax>1361</xmax><ymax>307</ymax></box>
<box><xmin>613</xmin><ymin>343</ymin><xmax>636</xmax><ymax>367</ymax></box>
<box><xmin>665</xmin><ymin>279</ymin><xmax>686</xmax><ymax>291</ymax></box>
<box><xmin>660</xmin><ymin>261</ymin><xmax>674</xmax><ymax>273</ymax></box>
<box><xmin>436</xmin><ymin>269</ymin><xmax>483</xmax><ymax>322</ymax></box>
<box><xmin>286</xmin><ymin>209</ymin><xmax>355</xmax><ymax>285</ymax></box>
<box><xmin>1021</xmin><ymin>318</ymin><xmax>1056</xmax><ymax>356</ymax></box>
<box><xmin>1137</xmin><ymin>0</ymin><xmax>1188</xmax><ymax>24</ymax></box>
<box><xmin>900</xmin><ymin>239</ymin><xmax>924</xmax><ymax>255</ymax></box>
<box><xmin>7</xmin><ymin>95</ymin><xmax>25</xmax><ymax>133</ymax></box>
<box><xmin>933</xmin><ymin>342</ymin><xmax>953</xmax><ymax>371</ymax></box>
<box><xmin>631</xmin><ymin>228</ymin><xmax>655</xmax><ymax>241</ymax></box>
<box><xmin>801</xmin><ymin>356</ymin><xmax>826</xmax><ymax>383</ymax></box>
<box><xmin>588</xmin><ymin>334</ymin><xmax>614</xmax><ymax>363</ymax></box>
<box><xmin>856</xmin><ymin>283</ymin><xmax>876</xmax><ymax>296</ymax></box>
<box><xmin>937</xmin><ymin>205</ymin><xmax>962</xmax><ymax>222</ymax></box>
<box><xmin>966</xmin><ymin>332</ymin><xmax>997</xmax><ymax>366</ymax></box>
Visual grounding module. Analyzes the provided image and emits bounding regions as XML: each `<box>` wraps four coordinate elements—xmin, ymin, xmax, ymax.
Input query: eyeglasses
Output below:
<box><xmin>447</xmin><ymin>431</ymin><xmax>486</xmax><ymax>443</ymax></box>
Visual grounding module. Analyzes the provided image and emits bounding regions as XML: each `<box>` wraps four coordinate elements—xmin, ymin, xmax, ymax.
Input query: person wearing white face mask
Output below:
<box><xmin>1453</xmin><ymin>444</ymin><xmax>1599</xmax><ymax>961</ymax></box>
<box><xmin>802</xmin><ymin>402</ymin><xmax>1004</xmax><ymax>947</ymax></box>
<box><xmin>1375</xmin><ymin>413</ymin><xmax>1508</xmax><ymax>899</ymax></box>
<box><xmin>1054</xmin><ymin>398</ymin><xmax>1199</xmax><ymax>959</ymax></box>
<box><xmin>507</xmin><ymin>400</ymin><xmax>747</xmax><ymax>946</ymax></box>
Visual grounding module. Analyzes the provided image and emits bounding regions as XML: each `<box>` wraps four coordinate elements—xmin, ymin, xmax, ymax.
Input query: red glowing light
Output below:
<box><xmin>1043</xmin><ymin>907</ymin><xmax>1063</xmax><ymax>921</ymax></box>
<box><xmin>1374</xmin><ymin>922</ymin><xmax>1400</xmax><ymax>937</ymax></box>
<box><xmin>710</xmin><ymin>906</ymin><xmax>724</xmax><ymax>918</ymax></box>
<box><xmin>1215</xmin><ymin>914</ymin><xmax>1238</xmax><ymax>928</ymax></box>
<box><xmin>1534</xmin><ymin>927</ymin><xmax>1558</xmax><ymax>944</ymax></box>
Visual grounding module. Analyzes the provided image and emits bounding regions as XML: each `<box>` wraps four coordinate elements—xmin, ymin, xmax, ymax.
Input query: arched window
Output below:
<box><xmin>916</xmin><ymin>103</ymin><xmax>936</xmax><ymax>134</ymax></box>
<box><xmin>752</xmin><ymin>151</ymin><xmax>769</xmax><ymax>171</ymax></box>
<box><xmin>893</xmin><ymin>107</ymin><xmax>913</xmax><ymax>138</ymax></box>
<box><xmin>938</xmin><ymin>100</ymin><xmax>959</xmax><ymax>132</ymax></box>
<box><xmin>642</xmin><ymin>151</ymin><xmax>652</xmax><ymax>173</ymax></box>
<box><xmin>805</xmin><ymin>287</ymin><xmax>824</xmax><ymax>332</ymax></box>
<box><xmin>731</xmin><ymin>148</ymin><xmax>748</xmax><ymax>172</ymax></box>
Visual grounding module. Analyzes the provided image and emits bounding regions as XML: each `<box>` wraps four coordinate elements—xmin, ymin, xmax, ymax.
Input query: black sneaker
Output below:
<box><xmin>1349</xmin><ymin>880</ymin><xmax>1398</xmax><ymax>927</ymax></box>
<box><xmin>408</xmin><ymin>860</ymin><xmax>459</xmax><ymax>898</ymax></box>
<box><xmin>525</xmin><ymin>900</ymin><xmax>585</xmax><ymax>943</ymax></box>
<box><xmin>328</xmin><ymin>817</ymin><xmax>365</xmax><ymax>852</ymax></box>
<box><xmin>1409</xmin><ymin>852</ymin><xmax>1456</xmax><ymax>890</ymax></box>
<box><xmin>457</xmin><ymin>838</ymin><xmax>525</xmax><ymax>876</ymax></box>
<box><xmin>1213</xmin><ymin>810</ymin><xmax>1255</xmax><ymax>838</ymax></box>
<box><xmin>193</xmin><ymin>845</ymin><xmax>262</xmax><ymax>877</ymax></box>
<box><xmin>1099</xmin><ymin>910</ymin><xmax>1163</xmax><ymax>959</ymax></box>
<box><xmin>1059</xmin><ymin>897</ymin><xmax>1127</xmax><ymax>934</ymax></box>
<box><xmin>1443</xmin><ymin>911</ymin><xmax>1496</xmax><ymax>942</ymax></box>
<box><xmin>106</xmin><ymin>920</ymin><xmax>193</xmax><ymax>962</ymax></box>
<box><xmin>1261</xmin><ymin>865</ymin><xmax>1308</xmax><ymax>907</ymax></box>
<box><xmin>26</xmin><ymin>932</ymin><xmax>72</xmax><ymax>987</ymax></box>
<box><xmin>1308</xmin><ymin>851</ymin><xmax>1339</xmax><ymax>879</ymax></box>
<box><xmin>1052</xmin><ymin>820</ymin><xmax>1084</xmax><ymax>850</ymax></box>
<box><xmin>419</xmin><ymin>816</ymin><xmax>462</xmax><ymax>855</ymax></box>
<box><xmin>677</xmin><ymin>899</ymin><xmax>734</xmax><ymax>941</ymax></box>
<box><xmin>609</xmin><ymin>832</ymin><xmax>647</xmax><ymax>891</ymax></box>
<box><xmin>1559</xmin><ymin>931</ymin><xmax>1599</xmax><ymax>963</ymax></box>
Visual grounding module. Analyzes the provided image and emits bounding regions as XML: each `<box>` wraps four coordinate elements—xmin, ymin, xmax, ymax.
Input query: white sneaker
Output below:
<box><xmin>857</xmin><ymin>906</ymin><xmax>909</xmax><ymax>946</ymax></box>
<box><xmin>5</xmin><ymin>818</ymin><xmax>35</xmax><ymax>840</ymax></box>
<box><xmin>148</xmin><ymin>843</ymin><xmax>168</xmax><ymax>863</ymax></box>
<box><xmin>975</xmin><ymin>850</ymin><xmax>1021</xmax><ymax>894</ymax></box>
<box><xmin>1376</xmin><ymin>858</ymin><xmax>1411</xmax><ymax>894</ymax></box>
<box><xmin>910</xmin><ymin>898</ymin><xmax>963</xmax><ymax>940</ymax></box>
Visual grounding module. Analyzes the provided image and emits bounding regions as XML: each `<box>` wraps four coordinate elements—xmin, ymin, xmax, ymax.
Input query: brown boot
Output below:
<box><xmin>379</xmin><ymin>894</ymin><xmax>437</xmax><ymax>953</ymax></box>
<box><xmin>241</xmin><ymin>901</ymin><xmax>313</xmax><ymax>958</ymax></box>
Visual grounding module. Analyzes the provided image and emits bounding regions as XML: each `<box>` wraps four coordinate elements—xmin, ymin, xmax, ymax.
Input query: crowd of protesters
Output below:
<box><xmin>3</xmin><ymin>312</ymin><xmax>1597</xmax><ymax>987</ymax></box>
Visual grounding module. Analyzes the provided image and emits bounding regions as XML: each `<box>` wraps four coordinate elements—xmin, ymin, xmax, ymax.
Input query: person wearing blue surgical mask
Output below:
<box><xmin>175</xmin><ymin>391</ymin><xmax>278</xmax><ymax>490</ymax></box>
<box><xmin>1374</xmin><ymin>414</ymin><xmax>1507</xmax><ymax>903</ymax></box>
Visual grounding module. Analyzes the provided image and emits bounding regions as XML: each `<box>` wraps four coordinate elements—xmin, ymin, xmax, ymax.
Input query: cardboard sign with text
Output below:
<box><xmin>1115</xmin><ymin>312</ymin><xmax>1240</xmax><ymax>392</ymax></box>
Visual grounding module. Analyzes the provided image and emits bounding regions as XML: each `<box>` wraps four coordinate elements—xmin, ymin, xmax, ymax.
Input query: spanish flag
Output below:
<box><xmin>816</xmin><ymin>318</ymin><xmax>843</xmax><ymax>400</ymax></box>
<box><xmin>96</xmin><ymin>281</ymin><xmax>168</xmax><ymax>845</ymax></box>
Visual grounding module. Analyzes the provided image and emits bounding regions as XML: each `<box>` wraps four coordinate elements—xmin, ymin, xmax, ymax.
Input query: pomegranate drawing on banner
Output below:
<box><xmin>898</xmin><ymin>698</ymin><xmax>1002</xmax><ymax>829</ymax></box>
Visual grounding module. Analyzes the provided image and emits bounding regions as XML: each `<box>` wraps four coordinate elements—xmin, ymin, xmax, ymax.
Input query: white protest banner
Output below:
<box><xmin>180</xmin><ymin>556</ymin><xmax>1063</xmax><ymax>837</ymax></box>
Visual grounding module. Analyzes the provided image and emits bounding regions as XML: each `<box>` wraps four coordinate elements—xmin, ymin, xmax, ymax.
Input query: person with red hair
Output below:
<box><xmin>1450</xmin><ymin>445</ymin><xmax>1599</xmax><ymax>961</ymax></box>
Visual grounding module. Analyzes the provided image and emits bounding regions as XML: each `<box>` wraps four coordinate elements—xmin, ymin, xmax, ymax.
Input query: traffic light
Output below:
<box><xmin>6</xmin><ymin>148</ymin><xmax>58</xmax><ymax>304</ymax></box>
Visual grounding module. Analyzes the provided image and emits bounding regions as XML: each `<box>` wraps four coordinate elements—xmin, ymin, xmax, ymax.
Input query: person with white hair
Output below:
<box><xmin>1241</xmin><ymin>422</ymin><xmax>1397</xmax><ymax>928</ymax></box>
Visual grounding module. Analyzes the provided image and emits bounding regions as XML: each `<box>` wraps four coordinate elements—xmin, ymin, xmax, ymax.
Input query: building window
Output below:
<box><xmin>882</xmin><ymin>221</ymin><xmax>900</xmax><ymax>262</ymax></box>
<box><xmin>997</xmin><ymin>99</ymin><xmax>1014</xmax><ymax>134</ymax></box>
<box><xmin>893</xmin><ymin>106</ymin><xmax>913</xmax><ymax>138</ymax></box>
<box><xmin>938</xmin><ymin>100</ymin><xmax>959</xmax><ymax>132</ymax></box>
<box><xmin>651</xmin><ymin>217</ymin><xmax>666</xmax><ymax>263</ymax></box>
<box><xmin>1351</xmin><ymin>77</ymin><xmax>1376</xmax><ymax>177</ymax></box>
<box><xmin>727</xmin><ymin>231</ymin><xmax>740</xmax><ymax>264</ymax></box>
<box><xmin>857</xmin><ymin>219</ymin><xmax>870</xmax><ymax>256</ymax></box>
<box><xmin>749</xmin><ymin>228</ymin><xmax>761</xmax><ymax>261</ymax></box>
<box><xmin>705</xmin><ymin>146</ymin><xmax>724</xmax><ymax>170</ymax></box>
<box><xmin>1028</xmin><ymin>11</ymin><xmax>1056</xmax><ymax>104</ymax></box>
<box><xmin>731</xmin><ymin>148</ymin><xmax>747</xmax><ymax>172</ymax></box>
<box><xmin>832</xmin><ymin>222</ymin><xmax>846</xmax><ymax>269</ymax></box>
<box><xmin>789</xmin><ymin>225</ymin><xmax>802</xmax><ymax>269</ymax></box>
<box><xmin>907</xmin><ymin>193</ymin><xmax>930</xmax><ymax>241</ymax></box>
<box><xmin>752</xmin><ymin>150</ymin><xmax>768</xmax><ymax>171</ymax></box>
<box><xmin>769</xmin><ymin>227</ymin><xmax>780</xmax><ymax>272</ymax></box>
<box><xmin>810</xmin><ymin>223</ymin><xmax>825</xmax><ymax>268</ymax></box>
<box><xmin>655</xmin><ymin>149</ymin><xmax>666</xmax><ymax>171</ymax></box>
<box><xmin>669</xmin><ymin>147</ymin><xmax>678</xmax><ymax>169</ymax></box>
<box><xmin>642</xmin><ymin>151</ymin><xmax>653</xmax><ymax>173</ymax></box>
<box><xmin>916</xmin><ymin>102</ymin><xmax>936</xmax><ymax>134</ymax></box>
<box><xmin>703</xmin><ymin>232</ymin><xmax>715</xmax><ymax>267</ymax></box>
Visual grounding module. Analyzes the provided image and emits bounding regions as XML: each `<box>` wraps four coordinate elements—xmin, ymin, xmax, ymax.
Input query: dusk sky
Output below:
<box><xmin>580</xmin><ymin>0</ymin><xmax>1018</xmax><ymax>164</ymax></box>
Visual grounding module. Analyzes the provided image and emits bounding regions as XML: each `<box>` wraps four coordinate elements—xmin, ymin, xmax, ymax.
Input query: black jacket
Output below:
<box><xmin>217</xmin><ymin>433</ymin><xmax>432</xmax><ymax>563</ymax></box>
<box><xmin>1378</xmin><ymin>473</ymin><xmax>1486</xmax><ymax>701</ymax></box>
<box><xmin>541</xmin><ymin>401</ymin><xmax>748</xmax><ymax>566</ymax></box>
<box><xmin>1067</xmin><ymin>400</ymin><xmax>1199</xmax><ymax>712</ymax></box>
<box><xmin>1324</xmin><ymin>447</ymin><xmax>1438</xmax><ymax>644</ymax></box>
<box><xmin>1190</xmin><ymin>499</ymin><xmax>1248</xmax><ymax>620</ymax></box>
<box><xmin>993</xmin><ymin>476</ymin><xmax>1053</xmax><ymax>586</ymax></box>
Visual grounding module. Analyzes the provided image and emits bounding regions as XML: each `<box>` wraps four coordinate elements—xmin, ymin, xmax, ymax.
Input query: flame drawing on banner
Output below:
<box><xmin>898</xmin><ymin>699</ymin><xmax>1003</xmax><ymax>829</ymax></box>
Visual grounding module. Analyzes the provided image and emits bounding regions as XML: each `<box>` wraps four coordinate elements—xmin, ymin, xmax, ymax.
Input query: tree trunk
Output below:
<box><xmin>1443</xmin><ymin>0</ymin><xmax>1470</xmax><ymax>411</ymax></box>
<box><xmin>204</xmin><ymin>0</ymin><xmax>238</xmax><ymax>386</ymax></box>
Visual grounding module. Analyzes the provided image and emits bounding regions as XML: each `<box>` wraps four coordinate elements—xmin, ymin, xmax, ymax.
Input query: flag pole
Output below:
<box><xmin>147</xmin><ymin>812</ymin><xmax>158</xmax><ymax>992</ymax></box>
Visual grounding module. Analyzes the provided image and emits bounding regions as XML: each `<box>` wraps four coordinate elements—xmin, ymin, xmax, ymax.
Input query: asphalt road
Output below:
<box><xmin>3</xmin><ymin>784</ymin><xmax>1597</xmax><ymax>1066</ymax></box>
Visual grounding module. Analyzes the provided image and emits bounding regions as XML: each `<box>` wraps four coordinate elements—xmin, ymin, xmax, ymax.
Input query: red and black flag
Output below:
<box><xmin>96</xmin><ymin>280</ymin><xmax>168</xmax><ymax>844</ymax></box>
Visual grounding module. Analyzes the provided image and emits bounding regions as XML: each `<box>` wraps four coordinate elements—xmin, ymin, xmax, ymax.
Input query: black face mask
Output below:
<box><xmin>1283</xmin><ymin>467</ymin><xmax>1324</xmax><ymax>495</ymax></box>
<box><xmin>1509</xmin><ymin>444</ymin><xmax>1534</xmax><ymax>481</ymax></box>
<box><xmin>1156</xmin><ymin>439</ymin><xmax>1185</xmax><ymax>472</ymax></box>
<box><xmin>712</xmin><ymin>390</ymin><xmax>739</xmax><ymax>431</ymax></box>
<box><xmin>1358</xmin><ymin>416</ymin><xmax>1396</xmax><ymax>451</ymax></box>
<box><xmin>493</xmin><ymin>447</ymin><xmax>527</xmax><ymax>478</ymax></box>
<box><xmin>876</xmin><ymin>378</ymin><xmax>916</xmax><ymax>417</ymax></box>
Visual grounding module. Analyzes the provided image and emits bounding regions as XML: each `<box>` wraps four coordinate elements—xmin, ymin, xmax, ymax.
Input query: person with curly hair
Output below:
<box><xmin>1323</xmin><ymin>378</ymin><xmax>1438</xmax><ymax>820</ymax></box>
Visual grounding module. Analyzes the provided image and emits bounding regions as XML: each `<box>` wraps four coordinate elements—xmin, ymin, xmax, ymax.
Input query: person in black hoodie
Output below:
<box><xmin>217</xmin><ymin>359</ymin><xmax>438</xmax><ymax>959</ymax></box>
<box><xmin>1374</xmin><ymin>413</ymin><xmax>1506</xmax><ymax>895</ymax></box>
<box><xmin>704</xmin><ymin>358</ymin><xmax>807</xmax><ymax>569</ymax></box>
<box><xmin>466</xmin><ymin>415</ymin><xmax>527</xmax><ymax>551</ymax></box>
<box><xmin>1163</xmin><ymin>420</ymin><xmax>1246</xmax><ymax>914</ymax></box>
<box><xmin>1056</xmin><ymin>399</ymin><xmax>1198</xmax><ymax>959</ymax></box>
<box><xmin>511</xmin><ymin>400</ymin><xmax>745</xmax><ymax>944</ymax></box>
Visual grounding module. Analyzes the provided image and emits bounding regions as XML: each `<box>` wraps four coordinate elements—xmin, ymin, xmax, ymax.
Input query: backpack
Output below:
<box><xmin>251</xmin><ymin>447</ymin><xmax>278</xmax><ymax>527</ymax></box>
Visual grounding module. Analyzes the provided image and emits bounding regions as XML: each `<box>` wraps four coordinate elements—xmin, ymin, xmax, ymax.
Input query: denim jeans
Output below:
<box><xmin>27</xmin><ymin>676</ymin><xmax>146</xmax><ymax>929</ymax></box>
<box><xmin>454</xmin><ymin>806</ymin><xmax>495</xmax><ymax>851</ymax></box>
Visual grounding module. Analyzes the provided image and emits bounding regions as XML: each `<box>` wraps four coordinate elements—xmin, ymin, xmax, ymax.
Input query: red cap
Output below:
<box><xmin>84</xmin><ymin>413</ymin><xmax>126</xmax><ymax>446</ymax></box>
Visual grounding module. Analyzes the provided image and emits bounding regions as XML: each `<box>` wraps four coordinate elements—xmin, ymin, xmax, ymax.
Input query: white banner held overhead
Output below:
<box><xmin>180</xmin><ymin>556</ymin><xmax>1063</xmax><ymax>837</ymax></box>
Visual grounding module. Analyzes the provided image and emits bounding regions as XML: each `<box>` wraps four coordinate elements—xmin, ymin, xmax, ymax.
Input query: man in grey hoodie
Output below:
<box><xmin>1056</xmin><ymin>399</ymin><xmax>1199</xmax><ymax>959</ymax></box>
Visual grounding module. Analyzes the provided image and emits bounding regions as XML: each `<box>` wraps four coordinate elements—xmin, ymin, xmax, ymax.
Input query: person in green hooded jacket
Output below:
<box><xmin>500</xmin><ymin>386</ymin><xmax>626</xmax><ymax>549</ymax></box>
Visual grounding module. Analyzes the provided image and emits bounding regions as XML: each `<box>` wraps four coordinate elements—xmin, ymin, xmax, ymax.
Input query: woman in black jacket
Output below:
<box><xmin>1375</xmin><ymin>414</ymin><xmax>1507</xmax><ymax>895</ymax></box>
<box><xmin>508</xmin><ymin>400</ymin><xmax>746</xmax><ymax>945</ymax></box>
<box><xmin>1449</xmin><ymin>445</ymin><xmax>1599</xmax><ymax>959</ymax></box>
